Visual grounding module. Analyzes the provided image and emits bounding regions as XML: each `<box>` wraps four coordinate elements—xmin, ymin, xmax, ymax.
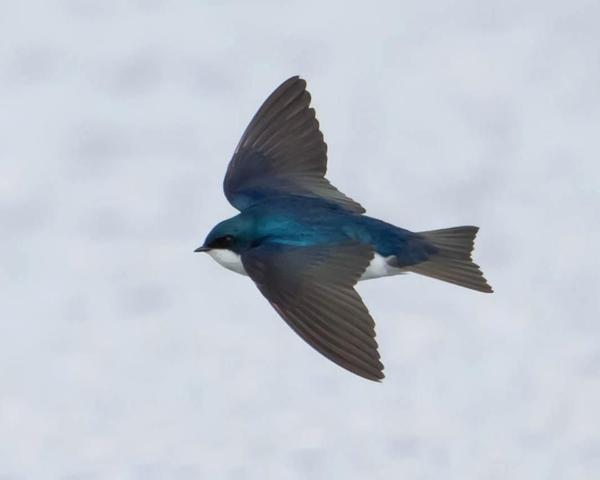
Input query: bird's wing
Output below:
<box><xmin>223</xmin><ymin>76</ymin><xmax>365</xmax><ymax>213</ymax></box>
<box><xmin>241</xmin><ymin>242</ymin><xmax>384</xmax><ymax>381</ymax></box>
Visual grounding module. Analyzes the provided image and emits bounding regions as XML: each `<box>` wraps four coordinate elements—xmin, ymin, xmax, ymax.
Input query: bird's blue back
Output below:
<box><xmin>240</xmin><ymin>196</ymin><xmax>437</xmax><ymax>267</ymax></box>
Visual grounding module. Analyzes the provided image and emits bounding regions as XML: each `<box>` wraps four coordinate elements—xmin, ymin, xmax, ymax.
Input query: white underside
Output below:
<box><xmin>208</xmin><ymin>249</ymin><xmax>403</xmax><ymax>281</ymax></box>
<box><xmin>208</xmin><ymin>249</ymin><xmax>248</xmax><ymax>276</ymax></box>
<box><xmin>359</xmin><ymin>253</ymin><xmax>403</xmax><ymax>281</ymax></box>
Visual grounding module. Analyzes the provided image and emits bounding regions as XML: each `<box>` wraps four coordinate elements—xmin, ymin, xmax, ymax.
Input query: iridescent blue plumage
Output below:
<box><xmin>197</xmin><ymin>76</ymin><xmax>492</xmax><ymax>381</ymax></box>
<box><xmin>205</xmin><ymin>195</ymin><xmax>437</xmax><ymax>267</ymax></box>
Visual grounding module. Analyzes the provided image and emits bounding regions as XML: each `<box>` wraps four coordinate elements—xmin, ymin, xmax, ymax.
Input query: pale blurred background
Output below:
<box><xmin>1</xmin><ymin>1</ymin><xmax>599</xmax><ymax>479</ymax></box>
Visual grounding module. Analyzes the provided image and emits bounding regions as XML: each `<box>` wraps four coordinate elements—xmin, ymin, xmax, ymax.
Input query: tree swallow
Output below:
<box><xmin>196</xmin><ymin>76</ymin><xmax>492</xmax><ymax>381</ymax></box>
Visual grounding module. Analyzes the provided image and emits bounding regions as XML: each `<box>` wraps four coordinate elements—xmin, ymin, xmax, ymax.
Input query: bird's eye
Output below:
<box><xmin>209</xmin><ymin>235</ymin><xmax>234</xmax><ymax>249</ymax></box>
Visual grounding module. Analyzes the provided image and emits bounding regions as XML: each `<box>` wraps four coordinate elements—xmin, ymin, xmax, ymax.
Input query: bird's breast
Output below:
<box><xmin>207</xmin><ymin>249</ymin><xmax>248</xmax><ymax>276</ymax></box>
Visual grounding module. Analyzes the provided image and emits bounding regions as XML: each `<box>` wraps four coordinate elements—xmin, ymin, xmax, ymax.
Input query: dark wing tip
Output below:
<box><xmin>286</xmin><ymin>74</ymin><xmax>303</xmax><ymax>83</ymax></box>
<box><xmin>363</xmin><ymin>365</ymin><xmax>385</xmax><ymax>382</ymax></box>
<box><xmin>278</xmin><ymin>75</ymin><xmax>305</xmax><ymax>93</ymax></box>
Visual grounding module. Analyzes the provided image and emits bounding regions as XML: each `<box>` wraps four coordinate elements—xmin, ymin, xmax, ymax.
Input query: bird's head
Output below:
<box><xmin>194</xmin><ymin>214</ymin><xmax>254</xmax><ymax>255</ymax></box>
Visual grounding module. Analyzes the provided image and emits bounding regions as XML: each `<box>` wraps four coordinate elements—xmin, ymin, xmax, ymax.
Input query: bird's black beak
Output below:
<box><xmin>194</xmin><ymin>246</ymin><xmax>210</xmax><ymax>253</ymax></box>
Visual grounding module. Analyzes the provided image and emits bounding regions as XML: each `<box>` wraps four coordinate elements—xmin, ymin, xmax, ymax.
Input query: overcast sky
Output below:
<box><xmin>1</xmin><ymin>1</ymin><xmax>599</xmax><ymax>479</ymax></box>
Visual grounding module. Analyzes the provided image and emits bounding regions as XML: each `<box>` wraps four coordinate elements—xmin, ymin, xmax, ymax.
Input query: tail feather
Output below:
<box><xmin>406</xmin><ymin>226</ymin><xmax>493</xmax><ymax>293</ymax></box>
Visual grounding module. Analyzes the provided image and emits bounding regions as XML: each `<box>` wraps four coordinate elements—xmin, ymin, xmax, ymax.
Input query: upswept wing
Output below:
<box><xmin>224</xmin><ymin>76</ymin><xmax>365</xmax><ymax>213</ymax></box>
<box><xmin>241</xmin><ymin>242</ymin><xmax>384</xmax><ymax>381</ymax></box>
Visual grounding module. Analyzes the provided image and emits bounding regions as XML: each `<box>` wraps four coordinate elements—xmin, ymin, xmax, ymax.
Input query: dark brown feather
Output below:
<box><xmin>224</xmin><ymin>76</ymin><xmax>365</xmax><ymax>213</ymax></box>
<box><xmin>242</xmin><ymin>242</ymin><xmax>384</xmax><ymax>381</ymax></box>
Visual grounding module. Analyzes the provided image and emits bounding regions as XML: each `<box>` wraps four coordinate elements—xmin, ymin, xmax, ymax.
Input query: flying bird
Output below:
<box><xmin>196</xmin><ymin>76</ymin><xmax>492</xmax><ymax>381</ymax></box>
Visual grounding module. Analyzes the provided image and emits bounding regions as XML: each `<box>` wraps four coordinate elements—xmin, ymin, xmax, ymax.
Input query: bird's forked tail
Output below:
<box><xmin>406</xmin><ymin>226</ymin><xmax>493</xmax><ymax>293</ymax></box>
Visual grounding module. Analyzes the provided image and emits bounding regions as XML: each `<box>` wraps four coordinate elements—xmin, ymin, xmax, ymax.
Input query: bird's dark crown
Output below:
<box><xmin>197</xmin><ymin>215</ymin><xmax>254</xmax><ymax>254</ymax></box>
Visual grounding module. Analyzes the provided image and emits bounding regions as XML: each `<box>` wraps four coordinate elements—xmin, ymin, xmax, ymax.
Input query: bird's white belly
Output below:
<box><xmin>208</xmin><ymin>249</ymin><xmax>400</xmax><ymax>281</ymax></box>
<box><xmin>208</xmin><ymin>249</ymin><xmax>247</xmax><ymax>276</ymax></box>
<box><xmin>359</xmin><ymin>253</ymin><xmax>402</xmax><ymax>281</ymax></box>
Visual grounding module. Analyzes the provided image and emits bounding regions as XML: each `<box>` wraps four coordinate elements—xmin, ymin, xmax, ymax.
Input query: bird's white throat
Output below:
<box><xmin>207</xmin><ymin>249</ymin><xmax>247</xmax><ymax>276</ymax></box>
<box><xmin>207</xmin><ymin>248</ymin><xmax>401</xmax><ymax>281</ymax></box>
